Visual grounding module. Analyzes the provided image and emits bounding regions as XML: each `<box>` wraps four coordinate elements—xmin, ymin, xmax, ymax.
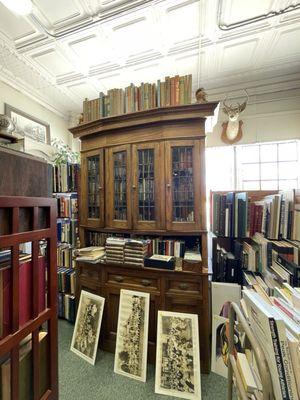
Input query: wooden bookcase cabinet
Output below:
<box><xmin>70</xmin><ymin>103</ymin><xmax>219</xmax><ymax>374</ymax></box>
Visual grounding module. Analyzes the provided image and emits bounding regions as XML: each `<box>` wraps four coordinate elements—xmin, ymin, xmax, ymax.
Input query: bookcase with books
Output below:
<box><xmin>70</xmin><ymin>100</ymin><xmax>218</xmax><ymax>373</ymax></box>
<box><xmin>53</xmin><ymin>163</ymin><xmax>80</xmax><ymax>323</ymax></box>
<box><xmin>210</xmin><ymin>190</ymin><xmax>300</xmax><ymax>400</ymax></box>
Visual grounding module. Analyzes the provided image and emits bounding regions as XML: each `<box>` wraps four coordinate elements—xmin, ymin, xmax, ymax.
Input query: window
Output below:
<box><xmin>206</xmin><ymin>140</ymin><xmax>300</xmax><ymax>192</ymax></box>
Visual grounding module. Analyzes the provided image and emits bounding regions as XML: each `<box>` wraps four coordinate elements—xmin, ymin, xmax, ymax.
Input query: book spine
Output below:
<box><xmin>269</xmin><ymin>318</ymin><xmax>295</xmax><ymax>400</ymax></box>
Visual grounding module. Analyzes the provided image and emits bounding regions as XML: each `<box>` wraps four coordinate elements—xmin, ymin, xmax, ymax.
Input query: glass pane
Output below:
<box><xmin>172</xmin><ymin>146</ymin><xmax>194</xmax><ymax>222</ymax></box>
<box><xmin>278</xmin><ymin>142</ymin><xmax>297</xmax><ymax>161</ymax></box>
<box><xmin>261</xmin><ymin>163</ymin><xmax>277</xmax><ymax>180</ymax></box>
<box><xmin>87</xmin><ymin>156</ymin><xmax>100</xmax><ymax>219</ymax></box>
<box><xmin>260</xmin><ymin>144</ymin><xmax>277</xmax><ymax>162</ymax></box>
<box><xmin>261</xmin><ymin>180</ymin><xmax>278</xmax><ymax>190</ymax></box>
<box><xmin>242</xmin><ymin>181</ymin><xmax>260</xmax><ymax>190</ymax></box>
<box><xmin>279</xmin><ymin>180</ymin><xmax>298</xmax><ymax>190</ymax></box>
<box><xmin>114</xmin><ymin>151</ymin><xmax>127</xmax><ymax>220</ymax></box>
<box><xmin>138</xmin><ymin>149</ymin><xmax>155</xmax><ymax>221</ymax></box>
<box><xmin>278</xmin><ymin>161</ymin><xmax>298</xmax><ymax>179</ymax></box>
<box><xmin>239</xmin><ymin>145</ymin><xmax>259</xmax><ymax>162</ymax></box>
<box><xmin>241</xmin><ymin>163</ymin><xmax>259</xmax><ymax>180</ymax></box>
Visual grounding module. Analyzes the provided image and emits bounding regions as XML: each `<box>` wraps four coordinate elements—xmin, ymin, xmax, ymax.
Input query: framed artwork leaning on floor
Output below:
<box><xmin>70</xmin><ymin>290</ymin><xmax>105</xmax><ymax>365</ymax></box>
<box><xmin>114</xmin><ymin>289</ymin><xmax>150</xmax><ymax>382</ymax></box>
<box><xmin>155</xmin><ymin>311</ymin><xmax>201</xmax><ymax>400</ymax></box>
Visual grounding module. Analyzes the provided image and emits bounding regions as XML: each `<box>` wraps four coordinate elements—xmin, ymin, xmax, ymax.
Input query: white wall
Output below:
<box><xmin>0</xmin><ymin>80</ymin><xmax>73</xmax><ymax>147</ymax></box>
<box><xmin>206</xmin><ymin>88</ymin><xmax>300</xmax><ymax>147</ymax></box>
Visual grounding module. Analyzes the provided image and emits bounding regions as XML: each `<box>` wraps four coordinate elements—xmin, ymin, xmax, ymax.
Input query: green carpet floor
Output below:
<box><xmin>58</xmin><ymin>320</ymin><xmax>232</xmax><ymax>399</ymax></box>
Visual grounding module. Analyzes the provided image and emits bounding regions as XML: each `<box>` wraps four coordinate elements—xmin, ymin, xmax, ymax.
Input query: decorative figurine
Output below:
<box><xmin>195</xmin><ymin>88</ymin><xmax>208</xmax><ymax>103</ymax></box>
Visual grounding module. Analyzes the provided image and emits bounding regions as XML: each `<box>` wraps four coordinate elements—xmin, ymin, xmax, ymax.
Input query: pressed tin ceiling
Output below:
<box><xmin>0</xmin><ymin>0</ymin><xmax>299</xmax><ymax>118</ymax></box>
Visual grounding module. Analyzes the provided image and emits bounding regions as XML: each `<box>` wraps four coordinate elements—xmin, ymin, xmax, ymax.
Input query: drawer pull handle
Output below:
<box><xmin>114</xmin><ymin>275</ymin><xmax>124</xmax><ymax>283</ymax></box>
<box><xmin>141</xmin><ymin>279</ymin><xmax>151</xmax><ymax>287</ymax></box>
<box><xmin>179</xmin><ymin>283</ymin><xmax>189</xmax><ymax>290</ymax></box>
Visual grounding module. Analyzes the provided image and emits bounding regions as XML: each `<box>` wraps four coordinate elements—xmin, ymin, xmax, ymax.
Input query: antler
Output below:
<box><xmin>222</xmin><ymin>94</ymin><xmax>232</xmax><ymax>115</ymax></box>
<box><xmin>237</xmin><ymin>89</ymin><xmax>249</xmax><ymax>113</ymax></box>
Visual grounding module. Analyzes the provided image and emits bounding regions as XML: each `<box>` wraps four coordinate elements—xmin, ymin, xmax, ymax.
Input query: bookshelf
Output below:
<box><xmin>70</xmin><ymin>102</ymin><xmax>218</xmax><ymax>373</ymax></box>
<box><xmin>53</xmin><ymin>163</ymin><xmax>80</xmax><ymax>323</ymax></box>
<box><xmin>0</xmin><ymin>196</ymin><xmax>58</xmax><ymax>400</ymax></box>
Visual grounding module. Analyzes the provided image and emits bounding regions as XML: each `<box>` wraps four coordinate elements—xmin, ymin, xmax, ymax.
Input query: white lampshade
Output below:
<box><xmin>0</xmin><ymin>0</ymin><xmax>32</xmax><ymax>15</ymax></box>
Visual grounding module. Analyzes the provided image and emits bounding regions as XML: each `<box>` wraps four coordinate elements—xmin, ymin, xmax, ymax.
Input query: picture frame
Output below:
<box><xmin>70</xmin><ymin>290</ymin><xmax>105</xmax><ymax>365</ymax></box>
<box><xmin>5</xmin><ymin>103</ymin><xmax>50</xmax><ymax>144</ymax></box>
<box><xmin>155</xmin><ymin>311</ymin><xmax>201</xmax><ymax>400</ymax></box>
<box><xmin>114</xmin><ymin>289</ymin><xmax>150</xmax><ymax>382</ymax></box>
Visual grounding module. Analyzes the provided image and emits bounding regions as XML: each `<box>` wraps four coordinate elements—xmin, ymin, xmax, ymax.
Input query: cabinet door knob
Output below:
<box><xmin>178</xmin><ymin>283</ymin><xmax>189</xmax><ymax>290</ymax></box>
<box><xmin>98</xmin><ymin>186</ymin><xmax>103</xmax><ymax>190</ymax></box>
<box><xmin>166</xmin><ymin>183</ymin><xmax>171</xmax><ymax>189</ymax></box>
<box><xmin>141</xmin><ymin>279</ymin><xmax>151</xmax><ymax>286</ymax></box>
<box><xmin>114</xmin><ymin>275</ymin><xmax>124</xmax><ymax>282</ymax></box>
<box><xmin>132</xmin><ymin>185</ymin><xmax>136</xmax><ymax>190</ymax></box>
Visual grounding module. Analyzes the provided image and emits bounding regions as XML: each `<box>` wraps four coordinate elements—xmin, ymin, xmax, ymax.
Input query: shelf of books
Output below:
<box><xmin>53</xmin><ymin>163</ymin><xmax>79</xmax><ymax>323</ymax></box>
<box><xmin>209</xmin><ymin>190</ymin><xmax>300</xmax><ymax>400</ymax></box>
<box><xmin>81</xmin><ymin>74</ymin><xmax>192</xmax><ymax>122</ymax></box>
<box><xmin>79</xmin><ymin>229</ymin><xmax>203</xmax><ymax>272</ymax></box>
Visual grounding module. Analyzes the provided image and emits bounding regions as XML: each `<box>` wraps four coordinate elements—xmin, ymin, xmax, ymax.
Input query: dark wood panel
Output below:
<box><xmin>0</xmin><ymin>148</ymin><xmax>52</xmax><ymax>197</ymax></box>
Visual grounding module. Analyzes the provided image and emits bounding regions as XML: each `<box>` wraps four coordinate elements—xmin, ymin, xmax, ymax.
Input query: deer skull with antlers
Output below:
<box><xmin>221</xmin><ymin>90</ymin><xmax>249</xmax><ymax>144</ymax></box>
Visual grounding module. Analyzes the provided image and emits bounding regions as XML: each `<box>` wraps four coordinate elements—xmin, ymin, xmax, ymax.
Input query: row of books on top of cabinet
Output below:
<box><xmin>82</xmin><ymin>74</ymin><xmax>192</xmax><ymax>122</ymax></box>
<box><xmin>58</xmin><ymin>292</ymin><xmax>76</xmax><ymax>323</ymax></box>
<box><xmin>53</xmin><ymin>163</ymin><xmax>79</xmax><ymax>193</ymax></box>
<box><xmin>57</xmin><ymin>219</ymin><xmax>78</xmax><ymax>247</ymax></box>
<box><xmin>0</xmin><ymin>331</ymin><xmax>49</xmax><ymax>400</ymax></box>
<box><xmin>57</xmin><ymin>267</ymin><xmax>76</xmax><ymax>295</ymax></box>
<box><xmin>213</xmin><ymin>234</ymin><xmax>300</xmax><ymax>286</ymax></box>
<box><xmin>211</xmin><ymin>190</ymin><xmax>300</xmax><ymax>240</ymax></box>
<box><xmin>54</xmin><ymin>193</ymin><xmax>78</xmax><ymax>219</ymax></box>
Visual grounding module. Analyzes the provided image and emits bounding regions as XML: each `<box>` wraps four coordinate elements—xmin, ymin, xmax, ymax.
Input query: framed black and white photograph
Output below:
<box><xmin>155</xmin><ymin>311</ymin><xmax>201</xmax><ymax>400</ymax></box>
<box><xmin>114</xmin><ymin>289</ymin><xmax>150</xmax><ymax>382</ymax></box>
<box><xmin>5</xmin><ymin>103</ymin><xmax>50</xmax><ymax>144</ymax></box>
<box><xmin>70</xmin><ymin>290</ymin><xmax>105</xmax><ymax>365</ymax></box>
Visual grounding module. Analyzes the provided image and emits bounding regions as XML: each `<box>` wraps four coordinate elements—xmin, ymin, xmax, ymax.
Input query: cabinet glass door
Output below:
<box><xmin>106</xmin><ymin>145</ymin><xmax>132</xmax><ymax>229</ymax></box>
<box><xmin>165</xmin><ymin>140</ymin><xmax>202</xmax><ymax>231</ymax></box>
<box><xmin>132</xmin><ymin>143</ymin><xmax>164</xmax><ymax>230</ymax></box>
<box><xmin>82</xmin><ymin>149</ymin><xmax>104</xmax><ymax>227</ymax></box>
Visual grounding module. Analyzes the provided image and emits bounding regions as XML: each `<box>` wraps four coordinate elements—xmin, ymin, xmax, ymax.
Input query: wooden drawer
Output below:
<box><xmin>166</xmin><ymin>278</ymin><xmax>202</xmax><ymax>296</ymax></box>
<box><xmin>107</xmin><ymin>272</ymin><xmax>159</xmax><ymax>290</ymax></box>
<box><xmin>77</xmin><ymin>264</ymin><xmax>101</xmax><ymax>282</ymax></box>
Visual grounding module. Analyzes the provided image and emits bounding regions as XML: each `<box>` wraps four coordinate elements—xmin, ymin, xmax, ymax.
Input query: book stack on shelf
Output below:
<box><xmin>105</xmin><ymin>237</ymin><xmax>126</xmax><ymax>264</ymax></box>
<box><xmin>82</xmin><ymin>74</ymin><xmax>192</xmax><ymax>122</ymax></box>
<box><xmin>211</xmin><ymin>190</ymin><xmax>300</xmax><ymax>286</ymax></box>
<box><xmin>53</xmin><ymin>164</ymin><xmax>80</xmax><ymax>323</ymax></box>
<box><xmin>75</xmin><ymin>246</ymin><xmax>105</xmax><ymax>263</ymax></box>
<box><xmin>124</xmin><ymin>239</ymin><xmax>149</xmax><ymax>267</ymax></box>
<box><xmin>232</xmin><ymin>284</ymin><xmax>300</xmax><ymax>400</ymax></box>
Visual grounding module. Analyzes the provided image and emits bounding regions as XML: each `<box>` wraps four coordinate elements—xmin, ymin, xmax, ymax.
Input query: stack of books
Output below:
<box><xmin>57</xmin><ymin>244</ymin><xmax>75</xmax><ymax>269</ymax></box>
<box><xmin>57</xmin><ymin>218</ymin><xmax>78</xmax><ymax>246</ymax></box>
<box><xmin>212</xmin><ymin>190</ymin><xmax>300</xmax><ymax>241</ymax></box>
<box><xmin>82</xmin><ymin>74</ymin><xmax>192</xmax><ymax>122</ymax></box>
<box><xmin>124</xmin><ymin>239</ymin><xmax>149</xmax><ymax>267</ymax></box>
<box><xmin>105</xmin><ymin>238</ymin><xmax>126</xmax><ymax>264</ymax></box>
<box><xmin>58</xmin><ymin>293</ymin><xmax>76</xmax><ymax>323</ymax></box>
<box><xmin>55</xmin><ymin>193</ymin><xmax>78</xmax><ymax>219</ymax></box>
<box><xmin>147</xmin><ymin>238</ymin><xmax>185</xmax><ymax>257</ymax></box>
<box><xmin>53</xmin><ymin>163</ymin><xmax>79</xmax><ymax>193</ymax></box>
<box><xmin>241</xmin><ymin>288</ymin><xmax>300</xmax><ymax>399</ymax></box>
<box><xmin>75</xmin><ymin>246</ymin><xmax>105</xmax><ymax>263</ymax></box>
<box><xmin>57</xmin><ymin>267</ymin><xmax>76</xmax><ymax>295</ymax></box>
